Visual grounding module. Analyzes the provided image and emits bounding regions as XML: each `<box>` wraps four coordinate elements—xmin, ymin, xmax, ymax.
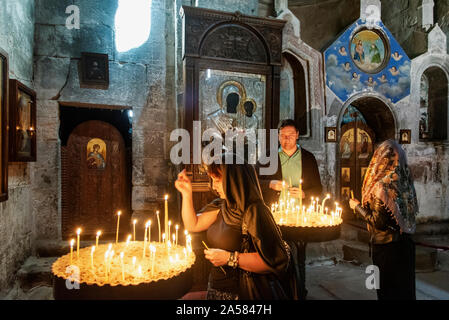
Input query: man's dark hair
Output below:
<box><xmin>278</xmin><ymin>119</ymin><xmax>299</xmax><ymax>132</ymax></box>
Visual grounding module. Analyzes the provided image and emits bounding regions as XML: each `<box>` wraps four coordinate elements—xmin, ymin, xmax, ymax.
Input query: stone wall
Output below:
<box><xmin>0</xmin><ymin>0</ymin><xmax>35</xmax><ymax>291</ymax></box>
<box><xmin>33</xmin><ymin>0</ymin><xmax>177</xmax><ymax>240</ymax></box>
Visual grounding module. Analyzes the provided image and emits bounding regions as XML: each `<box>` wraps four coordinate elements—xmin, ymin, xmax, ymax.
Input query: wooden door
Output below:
<box><xmin>339</xmin><ymin>120</ymin><xmax>375</xmax><ymax>220</ymax></box>
<box><xmin>61</xmin><ymin>120</ymin><xmax>130</xmax><ymax>239</ymax></box>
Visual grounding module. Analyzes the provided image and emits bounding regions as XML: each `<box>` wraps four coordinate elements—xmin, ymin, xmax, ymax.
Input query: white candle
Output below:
<box><xmin>116</xmin><ymin>211</ymin><xmax>121</xmax><ymax>244</ymax></box>
<box><xmin>120</xmin><ymin>252</ymin><xmax>125</xmax><ymax>282</ymax></box>
<box><xmin>156</xmin><ymin>211</ymin><xmax>161</xmax><ymax>243</ymax></box>
<box><xmin>133</xmin><ymin>219</ymin><xmax>137</xmax><ymax>241</ymax></box>
<box><xmin>298</xmin><ymin>179</ymin><xmax>303</xmax><ymax>209</ymax></box>
<box><xmin>91</xmin><ymin>246</ymin><xmax>95</xmax><ymax>272</ymax></box>
<box><xmin>150</xmin><ymin>245</ymin><xmax>156</xmax><ymax>278</ymax></box>
<box><xmin>96</xmin><ymin>230</ymin><xmax>101</xmax><ymax>247</ymax></box>
<box><xmin>164</xmin><ymin>195</ymin><xmax>169</xmax><ymax>244</ymax></box>
<box><xmin>321</xmin><ymin>194</ymin><xmax>331</xmax><ymax>214</ymax></box>
<box><xmin>175</xmin><ymin>225</ymin><xmax>179</xmax><ymax>246</ymax></box>
<box><xmin>70</xmin><ymin>239</ymin><xmax>75</xmax><ymax>265</ymax></box>
<box><xmin>76</xmin><ymin>228</ymin><xmax>81</xmax><ymax>259</ymax></box>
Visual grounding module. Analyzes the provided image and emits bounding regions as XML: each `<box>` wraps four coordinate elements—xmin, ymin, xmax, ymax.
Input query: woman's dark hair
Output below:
<box><xmin>278</xmin><ymin>119</ymin><xmax>299</xmax><ymax>132</ymax></box>
<box><xmin>203</xmin><ymin>153</ymin><xmax>246</xmax><ymax>178</ymax></box>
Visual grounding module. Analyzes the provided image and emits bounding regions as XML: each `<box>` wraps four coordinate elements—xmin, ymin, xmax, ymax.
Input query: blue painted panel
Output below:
<box><xmin>324</xmin><ymin>19</ymin><xmax>411</xmax><ymax>104</ymax></box>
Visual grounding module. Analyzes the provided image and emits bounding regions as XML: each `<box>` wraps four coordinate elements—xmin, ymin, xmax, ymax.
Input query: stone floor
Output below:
<box><xmin>2</xmin><ymin>258</ymin><xmax>449</xmax><ymax>300</ymax></box>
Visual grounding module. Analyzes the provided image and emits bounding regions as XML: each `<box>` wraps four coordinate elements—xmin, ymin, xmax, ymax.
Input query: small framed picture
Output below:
<box><xmin>325</xmin><ymin>127</ymin><xmax>337</xmax><ymax>142</ymax></box>
<box><xmin>341</xmin><ymin>167</ymin><xmax>350</xmax><ymax>183</ymax></box>
<box><xmin>80</xmin><ymin>52</ymin><xmax>109</xmax><ymax>87</ymax></box>
<box><xmin>399</xmin><ymin>129</ymin><xmax>411</xmax><ymax>144</ymax></box>
<box><xmin>9</xmin><ymin>79</ymin><xmax>36</xmax><ymax>162</ymax></box>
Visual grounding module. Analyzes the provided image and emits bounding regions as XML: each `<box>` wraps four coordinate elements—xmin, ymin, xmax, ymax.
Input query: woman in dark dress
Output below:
<box><xmin>175</xmin><ymin>155</ymin><xmax>295</xmax><ymax>300</ymax></box>
<box><xmin>349</xmin><ymin>139</ymin><xmax>418</xmax><ymax>300</ymax></box>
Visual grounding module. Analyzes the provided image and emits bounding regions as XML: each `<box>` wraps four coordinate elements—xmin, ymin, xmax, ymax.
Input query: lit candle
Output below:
<box><xmin>162</xmin><ymin>233</ymin><xmax>166</xmax><ymax>244</ymax></box>
<box><xmin>104</xmin><ymin>251</ymin><xmax>109</xmax><ymax>280</ymax></box>
<box><xmin>321</xmin><ymin>194</ymin><xmax>331</xmax><ymax>214</ymax></box>
<box><xmin>164</xmin><ymin>195</ymin><xmax>169</xmax><ymax>244</ymax></box>
<box><xmin>172</xmin><ymin>234</ymin><xmax>176</xmax><ymax>246</ymax></box>
<box><xmin>133</xmin><ymin>219</ymin><xmax>137</xmax><ymax>241</ymax></box>
<box><xmin>156</xmin><ymin>211</ymin><xmax>161</xmax><ymax>243</ymax></box>
<box><xmin>175</xmin><ymin>225</ymin><xmax>179</xmax><ymax>246</ymax></box>
<box><xmin>148</xmin><ymin>220</ymin><xmax>152</xmax><ymax>243</ymax></box>
<box><xmin>126</xmin><ymin>234</ymin><xmax>131</xmax><ymax>247</ymax></box>
<box><xmin>143</xmin><ymin>222</ymin><xmax>149</xmax><ymax>258</ymax></box>
<box><xmin>168</xmin><ymin>220</ymin><xmax>172</xmax><ymax>242</ymax></box>
<box><xmin>298</xmin><ymin>179</ymin><xmax>303</xmax><ymax>209</ymax></box>
<box><xmin>91</xmin><ymin>246</ymin><xmax>95</xmax><ymax>272</ymax></box>
<box><xmin>116</xmin><ymin>211</ymin><xmax>121</xmax><ymax>244</ymax></box>
<box><xmin>109</xmin><ymin>250</ymin><xmax>114</xmax><ymax>276</ymax></box>
<box><xmin>70</xmin><ymin>239</ymin><xmax>75</xmax><ymax>265</ymax></box>
<box><xmin>96</xmin><ymin>230</ymin><xmax>101</xmax><ymax>247</ymax></box>
<box><xmin>120</xmin><ymin>252</ymin><xmax>125</xmax><ymax>282</ymax></box>
<box><xmin>138</xmin><ymin>265</ymin><xmax>142</xmax><ymax>278</ymax></box>
<box><xmin>76</xmin><ymin>228</ymin><xmax>81</xmax><ymax>259</ymax></box>
<box><xmin>150</xmin><ymin>245</ymin><xmax>156</xmax><ymax>278</ymax></box>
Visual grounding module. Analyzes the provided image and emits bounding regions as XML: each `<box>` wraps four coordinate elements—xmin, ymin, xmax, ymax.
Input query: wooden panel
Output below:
<box><xmin>62</xmin><ymin>120</ymin><xmax>130</xmax><ymax>239</ymax></box>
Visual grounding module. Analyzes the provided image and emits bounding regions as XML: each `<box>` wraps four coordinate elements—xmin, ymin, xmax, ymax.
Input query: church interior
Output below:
<box><xmin>0</xmin><ymin>0</ymin><xmax>449</xmax><ymax>301</ymax></box>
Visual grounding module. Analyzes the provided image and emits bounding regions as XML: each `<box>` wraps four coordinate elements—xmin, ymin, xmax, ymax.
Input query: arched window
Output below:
<box><xmin>420</xmin><ymin>67</ymin><xmax>448</xmax><ymax>140</ymax></box>
<box><xmin>280</xmin><ymin>52</ymin><xmax>308</xmax><ymax>136</ymax></box>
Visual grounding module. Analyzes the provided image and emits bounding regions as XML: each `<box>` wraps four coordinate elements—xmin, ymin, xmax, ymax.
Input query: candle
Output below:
<box><xmin>120</xmin><ymin>252</ymin><xmax>125</xmax><ymax>281</ymax></box>
<box><xmin>132</xmin><ymin>256</ymin><xmax>136</xmax><ymax>274</ymax></box>
<box><xmin>168</xmin><ymin>220</ymin><xmax>172</xmax><ymax>242</ymax></box>
<box><xmin>138</xmin><ymin>265</ymin><xmax>142</xmax><ymax>278</ymax></box>
<box><xmin>91</xmin><ymin>246</ymin><xmax>95</xmax><ymax>272</ymax></box>
<box><xmin>133</xmin><ymin>219</ymin><xmax>137</xmax><ymax>241</ymax></box>
<box><xmin>96</xmin><ymin>230</ymin><xmax>101</xmax><ymax>247</ymax></box>
<box><xmin>298</xmin><ymin>179</ymin><xmax>303</xmax><ymax>209</ymax></box>
<box><xmin>126</xmin><ymin>234</ymin><xmax>131</xmax><ymax>247</ymax></box>
<box><xmin>104</xmin><ymin>251</ymin><xmax>109</xmax><ymax>280</ymax></box>
<box><xmin>116</xmin><ymin>211</ymin><xmax>121</xmax><ymax>244</ymax></box>
<box><xmin>162</xmin><ymin>233</ymin><xmax>166</xmax><ymax>244</ymax></box>
<box><xmin>172</xmin><ymin>234</ymin><xmax>176</xmax><ymax>246</ymax></box>
<box><xmin>109</xmin><ymin>250</ymin><xmax>114</xmax><ymax>276</ymax></box>
<box><xmin>70</xmin><ymin>239</ymin><xmax>75</xmax><ymax>265</ymax></box>
<box><xmin>175</xmin><ymin>225</ymin><xmax>179</xmax><ymax>246</ymax></box>
<box><xmin>143</xmin><ymin>222</ymin><xmax>149</xmax><ymax>258</ymax></box>
<box><xmin>164</xmin><ymin>195</ymin><xmax>169</xmax><ymax>244</ymax></box>
<box><xmin>150</xmin><ymin>245</ymin><xmax>156</xmax><ymax>277</ymax></box>
<box><xmin>156</xmin><ymin>211</ymin><xmax>161</xmax><ymax>243</ymax></box>
<box><xmin>148</xmin><ymin>220</ymin><xmax>152</xmax><ymax>243</ymax></box>
<box><xmin>321</xmin><ymin>194</ymin><xmax>331</xmax><ymax>214</ymax></box>
<box><xmin>76</xmin><ymin>228</ymin><xmax>81</xmax><ymax>259</ymax></box>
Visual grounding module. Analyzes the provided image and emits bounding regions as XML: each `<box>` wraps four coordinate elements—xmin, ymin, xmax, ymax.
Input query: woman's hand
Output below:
<box><xmin>269</xmin><ymin>180</ymin><xmax>283</xmax><ymax>191</ymax></box>
<box><xmin>204</xmin><ymin>248</ymin><xmax>230</xmax><ymax>267</ymax></box>
<box><xmin>349</xmin><ymin>198</ymin><xmax>360</xmax><ymax>210</ymax></box>
<box><xmin>175</xmin><ymin>169</ymin><xmax>192</xmax><ymax>197</ymax></box>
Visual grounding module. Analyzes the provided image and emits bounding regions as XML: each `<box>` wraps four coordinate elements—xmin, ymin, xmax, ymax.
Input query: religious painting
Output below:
<box><xmin>9</xmin><ymin>79</ymin><xmax>36</xmax><ymax>162</ymax></box>
<box><xmin>199</xmin><ymin>69</ymin><xmax>266</xmax><ymax>137</ymax></box>
<box><xmin>325</xmin><ymin>127</ymin><xmax>337</xmax><ymax>142</ymax></box>
<box><xmin>357</xmin><ymin>128</ymin><xmax>373</xmax><ymax>159</ymax></box>
<box><xmin>341</xmin><ymin>187</ymin><xmax>351</xmax><ymax>201</ymax></box>
<box><xmin>341</xmin><ymin>167</ymin><xmax>350</xmax><ymax>183</ymax></box>
<box><xmin>361</xmin><ymin>167</ymin><xmax>368</xmax><ymax>183</ymax></box>
<box><xmin>350</xmin><ymin>28</ymin><xmax>389</xmax><ymax>74</ymax></box>
<box><xmin>0</xmin><ymin>47</ymin><xmax>9</xmax><ymax>201</ymax></box>
<box><xmin>86</xmin><ymin>138</ymin><xmax>106</xmax><ymax>169</ymax></box>
<box><xmin>80</xmin><ymin>52</ymin><xmax>109</xmax><ymax>86</ymax></box>
<box><xmin>399</xmin><ymin>129</ymin><xmax>411</xmax><ymax>144</ymax></box>
<box><xmin>340</xmin><ymin>130</ymin><xmax>354</xmax><ymax>159</ymax></box>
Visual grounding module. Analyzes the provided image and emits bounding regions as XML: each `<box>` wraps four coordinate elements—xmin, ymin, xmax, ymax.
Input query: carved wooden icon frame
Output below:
<box><xmin>0</xmin><ymin>47</ymin><xmax>9</xmax><ymax>201</ymax></box>
<box><xmin>9</xmin><ymin>79</ymin><xmax>36</xmax><ymax>162</ymax></box>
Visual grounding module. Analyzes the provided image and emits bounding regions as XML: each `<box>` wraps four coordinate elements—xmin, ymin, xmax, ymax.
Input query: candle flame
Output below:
<box><xmin>133</xmin><ymin>219</ymin><xmax>137</xmax><ymax>224</ymax></box>
<box><xmin>76</xmin><ymin>228</ymin><xmax>82</xmax><ymax>235</ymax></box>
<box><xmin>70</xmin><ymin>239</ymin><xmax>75</xmax><ymax>246</ymax></box>
<box><xmin>117</xmin><ymin>211</ymin><xmax>121</xmax><ymax>216</ymax></box>
<box><xmin>120</xmin><ymin>252</ymin><xmax>124</xmax><ymax>259</ymax></box>
<box><xmin>156</xmin><ymin>210</ymin><xmax>159</xmax><ymax>215</ymax></box>
<box><xmin>96</xmin><ymin>230</ymin><xmax>102</xmax><ymax>236</ymax></box>
<box><xmin>168</xmin><ymin>220</ymin><xmax>171</xmax><ymax>226</ymax></box>
<box><xmin>164</xmin><ymin>195</ymin><xmax>168</xmax><ymax>200</ymax></box>
<box><xmin>132</xmin><ymin>256</ymin><xmax>136</xmax><ymax>265</ymax></box>
<box><xmin>175</xmin><ymin>224</ymin><xmax>179</xmax><ymax>230</ymax></box>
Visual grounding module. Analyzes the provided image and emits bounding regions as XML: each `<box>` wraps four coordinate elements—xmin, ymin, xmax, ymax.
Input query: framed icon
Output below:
<box><xmin>0</xmin><ymin>47</ymin><xmax>9</xmax><ymax>201</ymax></box>
<box><xmin>399</xmin><ymin>129</ymin><xmax>411</xmax><ymax>144</ymax></box>
<box><xmin>325</xmin><ymin>127</ymin><xmax>337</xmax><ymax>142</ymax></box>
<box><xmin>341</xmin><ymin>167</ymin><xmax>350</xmax><ymax>183</ymax></box>
<box><xmin>80</xmin><ymin>52</ymin><xmax>109</xmax><ymax>87</ymax></box>
<box><xmin>350</xmin><ymin>28</ymin><xmax>390</xmax><ymax>74</ymax></box>
<box><xmin>9</xmin><ymin>79</ymin><xmax>36</xmax><ymax>162</ymax></box>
